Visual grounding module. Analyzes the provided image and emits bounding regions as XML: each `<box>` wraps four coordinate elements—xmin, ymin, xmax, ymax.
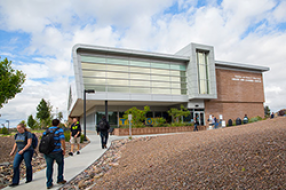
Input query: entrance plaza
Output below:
<box><xmin>68</xmin><ymin>42</ymin><xmax>269</xmax><ymax>130</ymax></box>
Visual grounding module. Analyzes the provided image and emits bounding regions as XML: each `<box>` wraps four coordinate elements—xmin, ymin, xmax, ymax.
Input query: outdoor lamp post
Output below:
<box><xmin>83</xmin><ymin>89</ymin><xmax>95</xmax><ymax>141</ymax></box>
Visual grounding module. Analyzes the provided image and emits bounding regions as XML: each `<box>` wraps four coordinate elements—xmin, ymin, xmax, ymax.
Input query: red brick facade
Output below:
<box><xmin>205</xmin><ymin>69</ymin><xmax>265</xmax><ymax>124</ymax></box>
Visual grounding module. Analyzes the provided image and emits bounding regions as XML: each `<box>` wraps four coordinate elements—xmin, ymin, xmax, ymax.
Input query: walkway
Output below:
<box><xmin>3</xmin><ymin>132</ymin><xmax>126</xmax><ymax>190</ymax></box>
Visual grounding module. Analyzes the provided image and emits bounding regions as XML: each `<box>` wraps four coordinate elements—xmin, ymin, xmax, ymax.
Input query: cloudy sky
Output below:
<box><xmin>0</xmin><ymin>0</ymin><xmax>285</xmax><ymax>127</ymax></box>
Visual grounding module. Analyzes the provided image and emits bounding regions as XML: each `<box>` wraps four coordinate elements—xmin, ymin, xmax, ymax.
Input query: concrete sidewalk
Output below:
<box><xmin>3</xmin><ymin>132</ymin><xmax>126</xmax><ymax>190</ymax></box>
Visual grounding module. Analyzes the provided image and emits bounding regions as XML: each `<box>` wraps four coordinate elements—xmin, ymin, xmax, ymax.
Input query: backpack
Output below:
<box><xmin>15</xmin><ymin>132</ymin><xmax>38</xmax><ymax>149</ymax></box>
<box><xmin>39</xmin><ymin>127</ymin><xmax>60</xmax><ymax>154</ymax></box>
<box><xmin>97</xmin><ymin>120</ymin><xmax>107</xmax><ymax>131</ymax></box>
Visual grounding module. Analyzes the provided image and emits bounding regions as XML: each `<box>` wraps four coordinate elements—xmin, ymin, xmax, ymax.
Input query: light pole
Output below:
<box><xmin>6</xmin><ymin>120</ymin><xmax>9</xmax><ymax>134</ymax></box>
<box><xmin>83</xmin><ymin>89</ymin><xmax>95</xmax><ymax>142</ymax></box>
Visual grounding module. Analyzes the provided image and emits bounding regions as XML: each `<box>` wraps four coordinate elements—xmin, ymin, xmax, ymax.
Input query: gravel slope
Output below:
<box><xmin>93</xmin><ymin>118</ymin><xmax>286</xmax><ymax>190</ymax></box>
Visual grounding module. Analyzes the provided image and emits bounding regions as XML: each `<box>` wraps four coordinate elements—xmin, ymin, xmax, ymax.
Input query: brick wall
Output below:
<box><xmin>205</xmin><ymin>69</ymin><xmax>265</xmax><ymax>124</ymax></box>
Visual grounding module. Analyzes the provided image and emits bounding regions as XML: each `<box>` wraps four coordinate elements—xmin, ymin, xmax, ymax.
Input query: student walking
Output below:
<box><xmin>194</xmin><ymin>117</ymin><xmax>199</xmax><ymax>131</ymax></box>
<box><xmin>42</xmin><ymin>119</ymin><xmax>66</xmax><ymax>189</ymax></box>
<box><xmin>96</xmin><ymin>115</ymin><xmax>110</xmax><ymax>149</ymax></box>
<box><xmin>243</xmin><ymin>114</ymin><xmax>249</xmax><ymax>124</ymax></box>
<box><xmin>271</xmin><ymin>112</ymin><xmax>274</xmax><ymax>119</ymax></box>
<box><xmin>9</xmin><ymin>123</ymin><xmax>34</xmax><ymax>187</ymax></box>
<box><xmin>69</xmin><ymin>118</ymin><xmax>81</xmax><ymax>156</ymax></box>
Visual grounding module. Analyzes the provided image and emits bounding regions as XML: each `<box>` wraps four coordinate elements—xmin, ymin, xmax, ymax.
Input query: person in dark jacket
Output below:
<box><xmin>193</xmin><ymin>117</ymin><xmax>199</xmax><ymax>131</ymax></box>
<box><xmin>96</xmin><ymin>115</ymin><xmax>110</xmax><ymax>149</ymax></box>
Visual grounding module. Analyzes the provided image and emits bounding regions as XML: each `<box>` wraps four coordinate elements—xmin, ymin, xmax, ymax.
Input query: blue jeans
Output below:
<box><xmin>100</xmin><ymin>131</ymin><xmax>109</xmax><ymax>148</ymax></box>
<box><xmin>44</xmin><ymin>151</ymin><xmax>64</xmax><ymax>187</ymax></box>
<box><xmin>12</xmin><ymin>150</ymin><xmax>33</xmax><ymax>184</ymax></box>
<box><xmin>194</xmin><ymin>124</ymin><xmax>198</xmax><ymax>131</ymax></box>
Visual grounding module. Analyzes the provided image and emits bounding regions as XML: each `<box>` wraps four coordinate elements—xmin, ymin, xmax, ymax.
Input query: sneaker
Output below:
<box><xmin>57</xmin><ymin>180</ymin><xmax>67</xmax><ymax>184</ymax></box>
<box><xmin>25</xmin><ymin>180</ymin><xmax>32</xmax><ymax>183</ymax></box>
<box><xmin>77</xmin><ymin>151</ymin><xmax>80</xmax><ymax>155</ymax></box>
<box><xmin>9</xmin><ymin>183</ymin><xmax>18</xmax><ymax>187</ymax></box>
<box><xmin>47</xmin><ymin>184</ymin><xmax>53</xmax><ymax>189</ymax></box>
<box><xmin>69</xmin><ymin>152</ymin><xmax>73</xmax><ymax>156</ymax></box>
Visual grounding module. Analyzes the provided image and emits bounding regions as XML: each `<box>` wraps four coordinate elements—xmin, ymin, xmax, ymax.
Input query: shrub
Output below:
<box><xmin>64</xmin><ymin>131</ymin><xmax>85</xmax><ymax>143</ymax></box>
<box><xmin>80</xmin><ymin>134</ymin><xmax>85</xmax><ymax>143</ymax></box>
<box><xmin>133</xmin><ymin>123</ymin><xmax>146</xmax><ymax>128</ymax></box>
<box><xmin>64</xmin><ymin>130</ymin><xmax>70</xmax><ymax>142</ymax></box>
<box><xmin>166</xmin><ymin>122</ymin><xmax>191</xmax><ymax>127</ymax></box>
<box><xmin>0</xmin><ymin>127</ymin><xmax>9</xmax><ymax>135</ymax></box>
<box><xmin>153</xmin><ymin>118</ymin><xmax>166</xmax><ymax>127</ymax></box>
<box><xmin>249</xmin><ymin>116</ymin><xmax>263</xmax><ymax>123</ymax></box>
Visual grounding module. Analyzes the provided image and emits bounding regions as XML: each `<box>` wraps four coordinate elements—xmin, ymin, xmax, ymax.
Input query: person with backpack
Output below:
<box><xmin>96</xmin><ymin>115</ymin><xmax>110</xmax><ymax>149</ymax></box>
<box><xmin>193</xmin><ymin>117</ymin><xmax>199</xmax><ymax>131</ymax></box>
<box><xmin>40</xmin><ymin>119</ymin><xmax>66</xmax><ymax>189</ymax></box>
<box><xmin>9</xmin><ymin>123</ymin><xmax>34</xmax><ymax>187</ymax></box>
<box><xmin>69</xmin><ymin>118</ymin><xmax>81</xmax><ymax>156</ymax></box>
<box><xmin>214</xmin><ymin>116</ymin><xmax>218</xmax><ymax>129</ymax></box>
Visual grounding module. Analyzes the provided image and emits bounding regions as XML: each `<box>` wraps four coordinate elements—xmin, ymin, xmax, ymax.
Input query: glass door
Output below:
<box><xmin>194</xmin><ymin>112</ymin><xmax>205</xmax><ymax>125</ymax></box>
<box><xmin>200</xmin><ymin>112</ymin><xmax>205</xmax><ymax>126</ymax></box>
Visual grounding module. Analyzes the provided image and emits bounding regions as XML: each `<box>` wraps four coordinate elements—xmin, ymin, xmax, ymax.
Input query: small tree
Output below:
<box><xmin>0</xmin><ymin>127</ymin><xmax>8</xmax><ymax>134</ymax></box>
<box><xmin>124</xmin><ymin>106</ymin><xmax>150</xmax><ymax>127</ymax></box>
<box><xmin>20</xmin><ymin>120</ymin><xmax>27</xmax><ymax>127</ymax></box>
<box><xmin>57</xmin><ymin>111</ymin><xmax>63</xmax><ymax>121</ymax></box>
<box><xmin>0</xmin><ymin>57</ymin><xmax>26</xmax><ymax>108</ymax></box>
<box><xmin>27</xmin><ymin>114</ymin><xmax>36</xmax><ymax>129</ymax></box>
<box><xmin>168</xmin><ymin>105</ymin><xmax>190</xmax><ymax>123</ymax></box>
<box><xmin>264</xmin><ymin>106</ymin><xmax>270</xmax><ymax>118</ymax></box>
<box><xmin>36</xmin><ymin>99</ymin><xmax>53</xmax><ymax>128</ymax></box>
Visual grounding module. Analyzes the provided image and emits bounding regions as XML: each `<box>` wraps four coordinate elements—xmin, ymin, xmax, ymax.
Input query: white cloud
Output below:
<box><xmin>0</xmin><ymin>76</ymin><xmax>70</xmax><ymax>127</ymax></box>
<box><xmin>0</xmin><ymin>0</ymin><xmax>286</xmax><ymax>125</ymax></box>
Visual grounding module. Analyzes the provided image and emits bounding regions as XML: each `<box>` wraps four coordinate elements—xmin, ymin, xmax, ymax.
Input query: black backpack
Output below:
<box><xmin>39</xmin><ymin>127</ymin><xmax>60</xmax><ymax>154</ymax></box>
<box><xmin>15</xmin><ymin>132</ymin><xmax>38</xmax><ymax>149</ymax></box>
<box><xmin>97</xmin><ymin>120</ymin><xmax>107</xmax><ymax>131</ymax></box>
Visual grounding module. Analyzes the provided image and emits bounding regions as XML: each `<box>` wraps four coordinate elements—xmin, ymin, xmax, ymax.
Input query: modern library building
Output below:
<box><xmin>67</xmin><ymin>42</ymin><xmax>269</xmax><ymax>130</ymax></box>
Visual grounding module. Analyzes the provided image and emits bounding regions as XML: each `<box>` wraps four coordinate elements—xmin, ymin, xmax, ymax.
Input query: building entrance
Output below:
<box><xmin>189</xmin><ymin>109</ymin><xmax>205</xmax><ymax>126</ymax></box>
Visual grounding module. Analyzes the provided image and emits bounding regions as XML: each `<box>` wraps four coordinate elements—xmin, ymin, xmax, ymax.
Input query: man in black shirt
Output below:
<box><xmin>69</xmin><ymin>118</ymin><xmax>81</xmax><ymax>156</ymax></box>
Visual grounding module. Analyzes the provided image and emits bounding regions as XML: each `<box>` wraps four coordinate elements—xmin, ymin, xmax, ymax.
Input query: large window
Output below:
<box><xmin>81</xmin><ymin>55</ymin><xmax>187</xmax><ymax>95</ymax></box>
<box><xmin>197</xmin><ymin>51</ymin><xmax>209</xmax><ymax>94</ymax></box>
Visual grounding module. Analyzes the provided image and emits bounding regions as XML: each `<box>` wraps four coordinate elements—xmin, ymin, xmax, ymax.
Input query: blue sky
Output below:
<box><xmin>0</xmin><ymin>0</ymin><xmax>286</xmax><ymax>127</ymax></box>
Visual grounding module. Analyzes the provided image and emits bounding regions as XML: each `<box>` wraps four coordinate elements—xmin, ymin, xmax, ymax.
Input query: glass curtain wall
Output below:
<box><xmin>81</xmin><ymin>55</ymin><xmax>187</xmax><ymax>95</ymax></box>
<box><xmin>96</xmin><ymin>112</ymin><xmax>118</xmax><ymax>126</ymax></box>
<box><xmin>197</xmin><ymin>51</ymin><xmax>209</xmax><ymax>94</ymax></box>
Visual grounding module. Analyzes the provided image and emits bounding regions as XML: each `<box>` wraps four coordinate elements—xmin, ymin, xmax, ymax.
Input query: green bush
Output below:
<box><xmin>0</xmin><ymin>127</ymin><xmax>9</xmax><ymax>135</ymax></box>
<box><xmin>64</xmin><ymin>130</ymin><xmax>70</xmax><ymax>142</ymax></box>
<box><xmin>249</xmin><ymin>116</ymin><xmax>263</xmax><ymax>123</ymax></box>
<box><xmin>133</xmin><ymin>123</ymin><xmax>146</xmax><ymax>128</ymax></box>
<box><xmin>119</xmin><ymin>125</ymin><xmax>129</xmax><ymax>129</ymax></box>
<box><xmin>80</xmin><ymin>134</ymin><xmax>84</xmax><ymax>143</ymax></box>
<box><xmin>64</xmin><ymin>131</ymin><xmax>85</xmax><ymax>143</ymax></box>
<box><xmin>153</xmin><ymin>118</ymin><xmax>166</xmax><ymax>127</ymax></box>
<box><xmin>166</xmin><ymin>122</ymin><xmax>192</xmax><ymax>127</ymax></box>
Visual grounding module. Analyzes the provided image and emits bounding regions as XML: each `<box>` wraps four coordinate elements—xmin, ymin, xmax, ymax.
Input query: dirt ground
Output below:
<box><xmin>91</xmin><ymin>117</ymin><xmax>286</xmax><ymax>189</ymax></box>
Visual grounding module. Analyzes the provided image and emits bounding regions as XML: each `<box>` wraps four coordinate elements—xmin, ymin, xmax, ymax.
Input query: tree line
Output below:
<box><xmin>22</xmin><ymin>98</ymin><xmax>63</xmax><ymax>129</ymax></box>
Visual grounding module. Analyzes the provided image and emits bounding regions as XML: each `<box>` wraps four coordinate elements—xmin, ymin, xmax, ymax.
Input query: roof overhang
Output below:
<box><xmin>72</xmin><ymin>44</ymin><xmax>189</xmax><ymax>62</ymax></box>
<box><xmin>215</xmin><ymin>60</ymin><xmax>270</xmax><ymax>72</ymax></box>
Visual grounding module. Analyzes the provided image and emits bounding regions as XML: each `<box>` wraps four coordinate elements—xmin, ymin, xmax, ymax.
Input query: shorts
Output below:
<box><xmin>70</xmin><ymin>136</ymin><xmax>81</xmax><ymax>144</ymax></box>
